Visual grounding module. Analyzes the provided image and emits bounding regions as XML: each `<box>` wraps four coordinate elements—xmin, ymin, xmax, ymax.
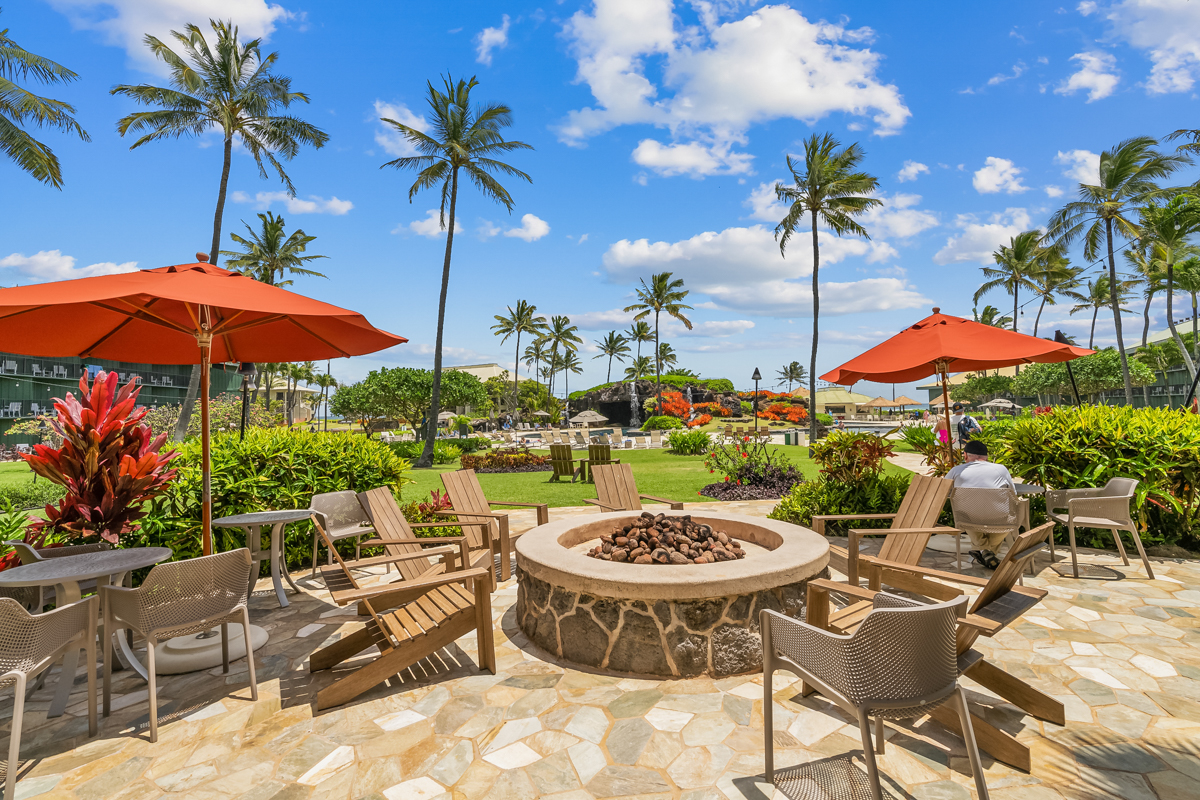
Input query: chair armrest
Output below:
<box><xmin>410</xmin><ymin>521</ymin><xmax>489</xmax><ymax>531</ymax></box>
<box><xmin>807</xmin><ymin>577</ymin><xmax>879</xmax><ymax>603</ymax></box>
<box><xmin>865</xmin><ymin>558</ymin><xmax>991</xmax><ymax>587</ymax></box>
<box><xmin>639</xmin><ymin>495</ymin><xmax>684</xmax><ymax>509</ymax></box>
<box><xmin>488</xmin><ymin>501</ymin><xmax>548</xmax><ymax>510</ymax></box>
<box><xmin>349</xmin><ymin>546</ymin><xmax>457</xmax><ymax>569</ymax></box>
<box><xmin>1067</xmin><ymin>495</ymin><xmax>1133</xmax><ymax>523</ymax></box>
<box><xmin>99</xmin><ymin>584</ymin><xmax>146</xmax><ymax>629</ymax></box>
<box><xmin>583</xmin><ymin>499</ymin><xmax>620</xmax><ymax>511</ymax></box>
<box><xmin>354</xmin><ymin>567</ymin><xmax>492</xmax><ymax>609</ymax></box>
<box><xmin>436</xmin><ymin>509</ymin><xmax>504</xmax><ymax>519</ymax></box>
<box><xmin>1046</xmin><ymin>487</ymin><xmax>1104</xmax><ymax>511</ymax></box>
<box><xmin>851</xmin><ymin>527</ymin><xmax>958</xmax><ymax>537</ymax></box>
<box><xmin>811</xmin><ymin>514</ymin><xmax>897</xmax><ymax>522</ymax></box>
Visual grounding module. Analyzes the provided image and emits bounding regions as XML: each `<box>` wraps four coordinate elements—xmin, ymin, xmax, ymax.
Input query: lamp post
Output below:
<box><xmin>752</xmin><ymin>367</ymin><xmax>762</xmax><ymax>435</ymax></box>
<box><xmin>237</xmin><ymin>362</ymin><xmax>257</xmax><ymax>440</ymax></box>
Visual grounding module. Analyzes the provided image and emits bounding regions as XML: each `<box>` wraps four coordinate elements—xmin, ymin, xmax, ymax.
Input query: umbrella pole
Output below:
<box><xmin>937</xmin><ymin>361</ymin><xmax>955</xmax><ymax>469</ymax></box>
<box><xmin>199</xmin><ymin>331</ymin><xmax>213</xmax><ymax>556</ymax></box>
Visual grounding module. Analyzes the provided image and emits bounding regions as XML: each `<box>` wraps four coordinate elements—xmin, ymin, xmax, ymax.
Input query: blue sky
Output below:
<box><xmin>5</xmin><ymin>0</ymin><xmax>1200</xmax><ymax>400</ymax></box>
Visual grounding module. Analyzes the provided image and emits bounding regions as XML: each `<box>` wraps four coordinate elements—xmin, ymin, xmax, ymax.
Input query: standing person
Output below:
<box><xmin>946</xmin><ymin>440</ymin><xmax>1018</xmax><ymax>569</ymax></box>
<box><xmin>950</xmin><ymin>402</ymin><xmax>982</xmax><ymax>449</ymax></box>
<box><xmin>935</xmin><ymin>414</ymin><xmax>950</xmax><ymax>444</ymax></box>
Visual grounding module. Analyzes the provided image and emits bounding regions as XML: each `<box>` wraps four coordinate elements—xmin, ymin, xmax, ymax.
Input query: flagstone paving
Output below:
<box><xmin>4</xmin><ymin>499</ymin><xmax>1200</xmax><ymax>799</ymax></box>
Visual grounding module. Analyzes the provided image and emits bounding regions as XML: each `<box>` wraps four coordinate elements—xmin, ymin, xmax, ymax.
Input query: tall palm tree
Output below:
<box><xmin>975</xmin><ymin>230</ymin><xmax>1043</xmax><ymax>334</ymax></box>
<box><xmin>1134</xmin><ymin>342</ymin><xmax>1175</xmax><ymax>408</ymax></box>
<box><xmin>524</xmin><ymin>339</ymin><xmax>547</xmax><ymax>392</ymax></box>
<box><xmin>1048</xmin><ymin>136</ymin><xmax>1189</xmax><ymax>404</ymax></box>
<box><xmin>973</xmin><ymin>305</ymin><xmax>1014</xmax><ymax>329</ymax></box>
<box><xmin>1142</xmin><ymin>196</ymin><xmax>1200</xmax><ymax>379</ymax></box>
<box><xmin>776</xmin><ymin>361</ymin><xmax>807</xmax><ymax>392</ymax></box>
<box><xmin>1070</xmin><ymin>276</ymin><xmax>1135</xmax><ymax>348</ymax></box>
<box><xmin>379</xmin><ymin>74</ymin><xmax>532</xmax><ymax>467</ymax></box>
<box><xmin>1</xmin><ymin>9</ymin><xmax>90</xmax><ymax>187</ymax></box>
<box><xmin>1128</xmin><ymin>244</ymin><xmax>1166</xmax><ymax>409</ymax></box>
<box><xmin>623</xmin><ymin>356</ymin><xmax>653</xmax><ymax>382</ymax></box>
<box><xmin>626</xmin><ymin>321</ymin><xmax>653</xmax><ymax>361</ymax></box>
<box><xmin>774</xmin><ymin>133</ymin><xmax>881</xmax><ymax>447</ymax></box>
<box><xmin>1176</xmin><ymin>255</ymin><xmax>1200</xmax><ymax>365</ymax></box>
<box><xmin>559</xmin><ymin>350</ymin><xmax>583</xmax><ymax>400</ymax></box>
<box><xmin>656</xmin><ymin>342</ymin><xmax>678</xmax><ymax>374</ymax></box>
<box><xmin>221</xmin><ymin>212</ymin><xmax>327</xmax><ymax>286</ymax></box>
<box><xmin>1029</xmin><ymin>251</ymin><xmax>1085</xmax><ymax>337</ymax></box>
<box><xmin>113</xmin><ymin>20</ymin><xmax>328</xmax><ymax>441</ymax></box>
<box><xmin>312</xmin><ymin>370</ymin><xmax>337</xmax><ymax>432</ymax></box>
<box><xmin>540</xmin><ymin>315</ymin><xmax>581</xmax><ymax>397</ymax></box>
<box><xmin>593</xmin><ymin>331</ymin><xmax>630</xmax><ymax>383</ymax></box>
<box><xmin>285</xmin><ymin>361</ymin><xmax>315</xmax><ymax>425</ymax></box>
<box><xmin>624</xmin><ymin>272</ymin><xmax>693</xmax><ymax>414</ymax></box>
<box><xmin>491</xmin><ymin>300</ymin><xmax>546</xmax><ymax>412</ymax></box>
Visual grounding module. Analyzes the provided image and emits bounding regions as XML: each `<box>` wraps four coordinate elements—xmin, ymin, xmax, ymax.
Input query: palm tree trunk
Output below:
<box><xmin>1090</xmin><ymin>306</ymin><xmax>1098</xmax><ymax>349</ymax></box>
<box><xmin>654</xmin><ymin>310</ymin><xmax>662</xmax><ymax>415</ymax></box>
<box><xmin>808</xmin><ymin>210</ymin><xmax>820</xmax><ymax>451</ymax></box>
<box><xmin>1105</xmin><ymin>219</ymin><xmax>1134</xmax><ymax>405</ymax></box>
<box><xmin>1013</xmin><ymin>289</ymin><xmax>1021</xmax><ymax>375</ymax></box>
<box><xmin>418</xmin><ymin>167</ymin><xmax>459</xmax><ymax>469</ymax></box>
<box><xmin>1192</xmin><ymin>291</ymin><xmax>1198</xmax><ymax>363</ymax></box>
<box><xmin>1142</xmin><ymin>294</ymin><xmax>1153</xmax><ymax>408</ymax></box>
<box><xmin>607</xmin><ymin>355</ymin><xmax>613</xmax><ymax>383</ymax></box>
<box><xmin>172</xmin><ymin>366</ymin><xmax>201</xmax><ymax>442</ymax></box>
<box><xmin>1033</xmin><ymin>297</ymin><xmax>1046</xmax><ymax>338</ymax></box>
<box><xmin>512</xmin><ymin>333</ymin><xmax>522</xmax><ymax>415</ymax></box>
<box><xmin>1166</xmin><ymin>259</ymin><xmax>1197</xmax><ymax>380</ymax></box>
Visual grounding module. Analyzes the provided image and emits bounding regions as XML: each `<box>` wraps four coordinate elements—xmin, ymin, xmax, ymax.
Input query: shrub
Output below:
<box><xmin>810</xmin><ymin>430</ymin><xmax>895</xmax><ymax>484</ymax></box>
<box><xmin>701</xmin><ymin>438</ymin><xmax>804</xmax><ymax>499</ymax></box>
<box><xmin>816</xmin><ymin>413</ymin><xmax>834</xmax><ymax>426</ymax></box>
<box><xmin>388</xmin><ymin>440</ymin><xmax>462</xmax><ymax>464</ymax></box>
<box><xmin>667</xmin><ymin>430</ymin><xmax>712</xmax><ymax>455</ymax></box>
<box><xmin>140</xmin><ymin>429</ymin><xmax>411</xmax><ymax>569</ymax></box>
<box><xmin>642</xmin><ymin>416</ymin><xmax>684</xmax><ymax>431</ymax></box>
<box><xmin>899</xmin><ymin>425</ymin><xmax>953</xmax><ymax>476</ymax></box>
<box><xmin>143</xmin><ymin>392</ymin><xmax>280</xmax><ymax>440</ymax></box>
<box><xmin>398</xmin><ymin>489</ymin><xmax>462</xmax><ymax>538</ymax></box>
<box><xmin>687</xmin><ymin>414</ymin><xmax>713</xmax><ymax>428</ymax></box>
<box><xmin>770</xmin><ymin>473</ymin><xmax>912</xmax><ymax>532</ymax></box>
<box><xmin>740</xmin><ymin>401</ymin><xmax>754</xmax><ymax>416</ymax></box>
<box><xmin>659</xmin><ymin>392</ymin><xmax>692</xmax><ymax>419</ymax></box>
<box><xmin>0</xmin><ymin>480</ymin><xmax>66</xmax><ymax>511</ymax></box>
<box><xmin>693</xmin><ymin>401</ymin><xmax>731</xmax><ymax>417</ymax></box>
<box><xmin>568</xmin><ymin>375</ymin><xmax>734</xmax><ymax>399</ymax></box>
<box><xmin>460</xmin><ymin>447</ymin><xmax>550</xmax><ymax>473</ymax></box>
<box><xmin>455</xmin><ymin>436</ymin><xmax>492</xmax><ymax>454</ymax></box>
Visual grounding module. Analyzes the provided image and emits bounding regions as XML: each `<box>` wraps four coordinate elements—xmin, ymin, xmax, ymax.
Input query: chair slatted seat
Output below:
<box><xmin>584</xmin><ymin>463</ymin><xmax>684</xmax><ymax>512</ymax></box>
<box><xmin>440</xmin><ymin>469</ymin><xmax>549</xmax><ymax>582</ymax></box>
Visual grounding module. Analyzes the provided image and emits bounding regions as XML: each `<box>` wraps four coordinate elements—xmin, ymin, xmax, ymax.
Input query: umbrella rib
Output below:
<box><xmin>213</xmin><ymin>314</ymin><xmax>288</xmax><ymax>335</ymax></box>
<box><xmin>208</xmin><ymin>309</ymin><xmax>246</xmax><ymax>334</ymax></box>
<box><xmin>282</xmin><ymin>318</ymin><xmax>352</xmax><ymax>358</ymax></box>
<box><xmin>82</xmin><ymin>299</ymin><xmax>193</xmax><ymax>356</ymax></box>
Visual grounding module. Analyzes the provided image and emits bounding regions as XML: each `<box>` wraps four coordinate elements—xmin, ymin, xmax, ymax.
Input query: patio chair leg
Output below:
<box><xmin>762</xmin><ymin>663</ymin><xmax>774</xmax><ymax>782</ymax></box>
<box><xmin>146</xmin><ymin>636</ymin><xmax>158</xmax><ymax>743</ymax></box>
<box><xmin>857</xmin><ymin>709</ymin><xmax>884</xmax><ymax>800</ymax></box>
<box><xmin>310</xmin><ymin>533</ymin><xmax>319</xmax><ymax>577</ymax></box>
<box><xmin>102</xmin><ymin>616</ymin><xmax>113</xmax><ymax>718</ymax></box>
<box><xmin>242</xmin><ymin>608</ymin><xmax>258</xmax><ymax>701</ymax></box>
<box><xmin>85</xmin><ymin>630</ymin><xmax>97</xmax><ymax>738</ymax></box>
<box><xmin>1109</xmin><ymin>528</ymin><xmax>1131</xmax><ymax>566</ymax></box>
<box><xmin>875</xmin><ymin>714</ymin><xmax>885</xmax><ymax>754</ymax></box>
<box><xmin>1122</xmin><ymin>526</ymin><xmax>1155</xmax><ymax>580</ymax></box>
<box><xmin>221</xmin><ymin>622</ymin><xmax>229</xmax><ymax>674</ymax></box>
<box><xmin>6</xmin><ymin>673</ymin><xmax>25</xmax><ymax>800</ymax></box>
<box><xmin>952</xmin><ymin>688</ymin><xmax>990</xmax><ymax>800</ymax></box>
<box><xmin>1068</xmin><ymin>524</ymin><xmax>1079</xmax><ymax>578</ymax></box>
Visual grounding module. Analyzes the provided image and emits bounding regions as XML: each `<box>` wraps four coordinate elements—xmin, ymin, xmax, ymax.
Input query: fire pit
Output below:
<box><xmin>515</xmin><ymin>510</ymin><xmax>828</xmax><ymax>678</ymax></box>
<box><xmin>586</xmin><ymin>512</ymin><xmax>745</xmax><ymax>564</ymax></box>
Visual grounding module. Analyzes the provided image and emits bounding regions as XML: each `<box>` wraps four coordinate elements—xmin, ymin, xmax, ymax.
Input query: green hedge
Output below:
<box><xmin>139</xmin><ymin>429</ymin><xmax>412</xmax><ymax>570</ymax></box>
<box><xmin>770</xmin><ymin>473</ymin><xmax>913</xmax><ymax>533</ymax></box>
<box><xmin>642</xmin><ymin>416</ymin><xmax>684</xmax><ymax>431</ymax></box>
<box><xmin>569</xmin><ymin>375</ymin><xmax>735</xmax><ymax>400</ymax></box>
<box><xmin>0</xmin><ymin>479</ymin><xmax>66</xmax><ymax>511</ymax></box>
<box><xmin>388</xmin><ymin>440</ymin><xmax>463</xmax><ymax>464</ymax></box>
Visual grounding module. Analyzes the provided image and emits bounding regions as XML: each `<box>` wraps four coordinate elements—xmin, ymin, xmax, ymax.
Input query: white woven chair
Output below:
<box><xmin>950</xmin><ymin>487</ymin><xmax>1035</xmax><ymax>575</ymax></box>
<box><xmin>1046</xmin><ymin>477</ymin><xmax>1153</xmax><ymax>579</ymax></box>
<box><xmin>761</xmin><ymin>593</ymin><xmax>989</xmax><ymax>800</ymax></box>
<box><xmin>101</xmin><ymin>549</ymin><xmax>256</xmax><ymax>742</ymax></box>
<box><xmin>0</xmin><ymin>597</ymin><xmax>97</xmax><ymax>800</ymax></box>
<box><xmin>309</xmin><ymin>491</ymin><xmax>374</xmax><ymax>575</ymax></box>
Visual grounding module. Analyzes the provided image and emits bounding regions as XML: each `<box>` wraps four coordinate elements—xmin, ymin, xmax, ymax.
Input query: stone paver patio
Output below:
<box><xmin>5</xmin><ymin>500</ymin><xmax>1200</xmax><ymax>800</ymax></box>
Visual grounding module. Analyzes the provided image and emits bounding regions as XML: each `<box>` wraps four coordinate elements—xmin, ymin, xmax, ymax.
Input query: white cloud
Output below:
<box><xmin>933</xmin><ymin>208</ymin><xmax>1033</xmax><ymax>265</ymax></box>
<box><xmin>0</xmin><ymin>250</ymin><xmax>138</xmax><ymax>282</ymax></box>
<box><xmin>46</xmin><ymin>0</ymin><xmax>291</xmax><ymax>71</ymax></box>
<box><xmin>743</xmin><ymin>179</ymin><xmax>788</xmax><ymax>221</ymax></box>
<box><xmin>987</xmin><ymin>61</ymin><xmax>1027</xmax><ymax>86</ymax></box>
<box><xmin>373</xmin><ymin>101</ymin><xmax>428</xmax><ymax>158</ymax></box>
<box><xmin>1044</xmin><ymin>185</ymin><xmax>1065</xmax><ymax>197</ymax></box>
<box><xmin>1055</xmin><ymin>51</ymin><xmax>1119</xmax><ymax>101</ymax></box>
<box><xmin>405</xmin><ymin>209</ymin><xmax>464</xmax><ymax>237</ymax></box>
<box><xmin>504</xmin><ymin>214</ymin><xmax>550</xmax><ymax>242</ymax></box>
<box><xmin>578</xmin><ymin>233</ymin><xmax>589</xmax><ymax>244</ymax></box>
<box><xmin>1103</xmin><ymin>0</ymin><xmax>1200</xmax><ymax>94</ymax></box>
<box><xmin>1055</xmin><ymin>149</ymin><xmax>1101</xmax><ymax>184</ymax></box>
<box><xmin>862</xmin><ymin>193</ymin><xmax>938</xmax><ymax>239</ymax></box>
<box><xmin>1078</xmin><ymin>1</ymin><xmax>1098</xmax><ymax>15</ymax></box>
<box><xmin>558</xmin><ymin>1</ymin><xmax>909</xmax><ymax>177</ymax></box>
<box><xmin>631</xmin><ymin>139</ymin><xmax>753</xmax><ymax>178</ymax></box>
<box><xmin>665</xmin><ymin>319</ymin><xmax>756</xmax><ymax>337</ymax></box>
<box><xmin>231</xmin><ymin>190</ymin><xmax>353</xmax><ymax>215</ymax></box>
<box><xmin>571</xmin><ymin>308</ymin><xmax>636</xmax><ymax>330</ymax></box>
<box><xmin>896</xmin><ymin>160</ymin><xmax>929</xmax><ymax>182</ymax></box>
<box><xmin>475</xmin><ymin>14</ymin><xmax>510</xmax><ymax>66</ymax></box>
<box><xmin>972</xmin><ymin>157</ymin><xmax>1029</xmax><ymax>194</ymax></box>
<box><xmin>477</xmin><ymin>220</ymin><xmax>502</xmax><ymax>239</ymax></box>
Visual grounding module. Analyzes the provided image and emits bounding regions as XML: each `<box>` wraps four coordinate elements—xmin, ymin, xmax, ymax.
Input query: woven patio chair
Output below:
<box><xmin>309</xmin><ymin>490</ymin><xmax>375</xmax><ymax>575</ymax></box>
<box><xmin>950</xmin><ymin>486</ymin><xmax>1035</xmax><ymax>574</ymax></box>
<box><xmin>102</xmin><ymin>549</ymin><xmax>256</xmax><ymax>743</ymax></box>
<box><xmin>1047</xmin><ymin>477</ymin><xmax>1153</xmax><ymax>579</ymax></box>
<box><xmin>0</xmin><ymin>597</ymin><xmax>97</xmax><ymax>800</ymax></box>
<box><xmin>2</xmin><ymin>541</ymin><xmax>110</xmax><ymax>610</ymax></box>
<box><xmin>762</xmin><ymin>593</ymin><xmax>988</xmax><ymax>800</ymax></box>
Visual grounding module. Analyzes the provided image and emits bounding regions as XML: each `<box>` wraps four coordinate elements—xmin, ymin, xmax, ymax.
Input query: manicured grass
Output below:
<box><xmin>399</xmin><ymin>444</ymin><xmax>911</xmax><ymax>508</ymax></box>
<box><xmin>0</xmin><ymin>461</ymin><xmax>35</xmax><ymax>488</ymax></box>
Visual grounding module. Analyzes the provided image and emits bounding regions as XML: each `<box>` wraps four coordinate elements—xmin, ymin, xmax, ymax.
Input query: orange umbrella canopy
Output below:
<box><xmin>821</xmin><ymin>308</ymin><xmax>1092</xmax><ymax>385</ymax></box>
<box><xmin>0</xmin><ymin>262</ymin><xmax>405</xmax><ymax>362</ymax></box>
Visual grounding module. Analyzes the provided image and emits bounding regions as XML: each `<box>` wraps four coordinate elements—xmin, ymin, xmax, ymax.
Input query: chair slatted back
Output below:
<box><xmin>876</xmin><ymin>474</ymin><xmax>952</xmax><ymax>565</ymax></box>
<box><xmin>441</xmin><ymin>470</ymin><xmax>500</xmax><ymax>548</ymax></box>
<box><xmin>358</xmin><ymin>487</ymin><xmax>439</xmax><ymax>581</ymax></box>
<box><xmin>550</xmin><ymin>444</ymin><xmax>575</xmax><ymax>480</ymax></box>
<box><xmin>593</xmin><ymin>463</ymin><xmax>641</xmax><ymax>511</ymax></box>
<box><xmin>588</xmin><ymin>443</ymin><xmax>616</xmax><ymax>469</ymax></box>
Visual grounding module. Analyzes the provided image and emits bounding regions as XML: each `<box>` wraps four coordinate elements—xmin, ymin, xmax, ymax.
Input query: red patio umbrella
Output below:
<box><xmin>0</xmin><ymin>258</ymin><xmax>405</xmax><ymax>552</ymax></box>
<box><xmin>821</xmin><ymin>307</ymin><xmax>1092</xmax><ymax>462</ymax></box>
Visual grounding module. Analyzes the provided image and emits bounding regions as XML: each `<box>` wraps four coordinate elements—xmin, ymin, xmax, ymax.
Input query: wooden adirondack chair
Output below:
<box><xmin>811</xmin><ymin>473</ymin><xmax>957</xmax><ymax>585</ymax></box>
<box><xmin>578</xmin><ymin>443</ymin><xmax>621</xmax><ymax>483</ymax></box>
<box><xmin>549</xmin><ymin>443</ymin><xmax>579</xmax><ymax>482</ymax></box>
<box><xmin>440</xmin><ymin>469</ymin><xmax>549</xmax><ymax>582</ymax></box>
<box><xmin>358</xmin><ymin>486</ymin><xmax>496</xmax><ymax>591</ymax></box>
<box><xmin>584</xmin><ymin>463</ymin><xmax>684</xmax><ymax>512</ymax></box>
<box><xmin>308</xmin><ymin>516</ymin><xmax>496</xmax><ymax>710</ymax></box>
<box><xmin>805</xmin><ymin>522</ymin><xmax>1062</xmax><ymax>772</ymax></box>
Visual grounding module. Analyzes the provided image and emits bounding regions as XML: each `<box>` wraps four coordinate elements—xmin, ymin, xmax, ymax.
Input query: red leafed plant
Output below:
<box><xmin>23</xmin><ymin>370</ymin><xmax>178</xmax><ymax>545</ymax></box>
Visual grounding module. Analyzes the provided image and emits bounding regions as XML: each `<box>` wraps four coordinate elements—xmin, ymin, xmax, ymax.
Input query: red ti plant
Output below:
<box><xmin>23</xmin><ymin>370</ymin><xmax>178</xmax><ymax>545</ymax></box>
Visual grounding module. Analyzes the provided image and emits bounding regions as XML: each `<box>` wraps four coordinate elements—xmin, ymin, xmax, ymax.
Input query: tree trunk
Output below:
<box><xmin>175</xmin><ymin>136</ymin><xmax>234</xmax><ymax>444</ymax></box>
<box><xmin>1090</xmin><ymin>306</ymin><xmax>1099</xmax><ymax>349</ymax></box>
<box><xmin>418</xmin><ymin>168</ymin><xmax>459</xmax><ymax>468</ymax></box>
<box><xmin>511</xmin><ymin>333</ymin><xmax>521</xmax><ymax>414</ymax></box>
<box><xmin>606</xmin><ymin>355</ymin><xmax>613</xmax><ymax>383</ymax></box>
<box><xmin>1166</xmin><ymin>258</ymin><xmax>1197</xmax><ymax>380</ymax></box>
<box><xmin>1105</xmin><ymin>219</ymin><xmax>1134</xmax><ymax>405</ymax></box>
<box><xmin>654</xmin><ymin>310</ymin><xmax>662</xmax><ymax>416</ymax></box>
<box><xmin>1013</xmin><ymin>288</ymin><xmax>1021</xmax><ymax>375</ymax></box>
<box><xmin>808</xmin><ymin>209</ymin><xmax>820</xmax><ymax>451</ymax></box>
<box><xmin>1142</xmin><ymin>293</ymin><xmax>1153</xmax><ymax>408</ymax></box>
<box><xmin>1033</xmin><ymin>297</ymin><xmax>1046</xmax><ymax>338</ymax></box>
<box><xmin>1192</xmin><ymin>291</ymin><xmax>1198</xmax><ymax>364</ymax></box>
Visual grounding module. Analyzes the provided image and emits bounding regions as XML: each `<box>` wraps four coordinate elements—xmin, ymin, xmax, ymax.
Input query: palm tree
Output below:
<box><xmin>284</xmin><ymin>361</ymin><xmax>315</xmax><ymax>425</ymax></box>
<box><xmin>656</xmin><ymin>342</ymin><xmax>678</xmax><ymax>374</ymax></box>
<box><xmin>776</xmin><ymin>361</ymin><xmax>807</xmax><ymax>391</ymax></box>
<box><xmin>1070</xmin><ymin>276</ymin><xmax>1135</xmax><ymax>348</ymax></box>
<box><xmin>774</xmin><ymin>133</ymin><xmax>881</xmax><ymax>447</ymax></box>
<box><xmin>113</xmin><ymin>20</ymin><xmax>328</xmax><ymax>441</ymax></box>
<box><xmin>1134</xmin><ymin>342</ymin><xmax>1175</xmax><ymax>407</ymax></box>
<box><xmin>1029</xmin><ymin>251</ymin><xmax>1085</xmax><ymax>337</ymax></box>
<box><xmin>540</xmin><ymin>315</ymin><xmax>581</xmax><ymax>397</ymax></box>
<box><xmin>626</xmin><ymin>321</ymin><xmax>653</xmax><ymax>361</ymax></box>
<box><xmin>1175</xmin><ymin>255</ymin><xmax>1200</xmax><ymax>365</ymax></box>
<box><xmin>593</xmin><ymin>331</ymin><xmax>630</xmax><ymax>383</ymax></box>
<box><xmin>973</xmin><ymin>305</ymin><xmax>1014</xmax><ymax>329</ymax></box>
<box><xmin>1048</xmin><ymin>136</ymin><xmax>1189</xmax><ymax>404</ymax></box>
<box><xmin>312</xmin><ymin>370</ymin><xmax>337</xmax><ymax>432</ymax></box>
<box><xmin>624</xmin><ymin>272</ymin><xmax>693</xmax><ymax>414</ymax></box>
<box><xmin>379</xmin><ymin>74</ymin><xmax>532</xmax><ymax>467</ymax></box>
<box><xmin>491</xmin><ymin>300</ymin><xmax>547</xmax><ymax>412</ymax></box>
<box><xmin>559</xmin><ymin>350</ymin><xmax>583</xmax><ymax>400</ymax></box>
<box><xmin>975</xmin><ymin>230</ymin><xmax>1043</xmax><ymax>334</ymax></box>
<box><xmin>1</xmin><ymin>9</ymin><xmax>90</xmax><ymax>187</ymax></box>
<box><xmin>1143</xmin><ymin>198</ymin><xmax>1200</xmax><ymax>378</ymax></box>
<box><xmin>221</xmin><ymin>212</ymin><xmax>327</xmax><ymax>286</ymax></box>
<box><xmin>524</xmin><ymin>340</ymin><xmax>547</xmax><ymax>392</ymax></box>
<box><xmin>1128</xmin><ymin>244</ymin><xmax>1166</xmax><ymax>409</ymax></box>
<box><xmin>623</xmin><ymin>356</ymin><xmax>653</xmax><ymax>382</ymax></box>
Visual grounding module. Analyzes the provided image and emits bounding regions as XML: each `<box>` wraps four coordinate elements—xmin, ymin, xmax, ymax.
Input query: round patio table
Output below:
<box><xmin>0</xmin><ymin>547</ymin><xmax>172</xmax><ymax>718</ymax></box>
<box><xmin>213</xmin><ymin>509</ymin><xmax>311</xmax><ymax>608</ymax></box>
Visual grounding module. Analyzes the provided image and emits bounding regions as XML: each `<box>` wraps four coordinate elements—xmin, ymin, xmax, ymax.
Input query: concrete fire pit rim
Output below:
<box><xmin>515</xmin><ymin>509</ymin><xmax>828</xmax><ymax>600</ymax></box>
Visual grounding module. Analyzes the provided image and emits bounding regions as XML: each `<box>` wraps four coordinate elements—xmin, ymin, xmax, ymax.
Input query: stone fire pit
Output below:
<box><xmin>515</xmin><ymin>510</ymin><xmax>828</xmax><ymax>678</ymax></box>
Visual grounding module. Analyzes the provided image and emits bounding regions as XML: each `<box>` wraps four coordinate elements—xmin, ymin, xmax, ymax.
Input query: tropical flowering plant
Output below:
<box><xmin>687</xmin><ymin>413</ymin><xmax>713</xmax><ymax>428</ymax></box>
<box><xmin>23</xmin><ymin>370</ymin><xmax>179</xmax><ymax>545</ymax></box>
<box><xmin>703</xmin><ymin>436</ymin><xmax>802</xmax><ymax>486</ymax></box>
<box><xmin>810</xmin><ymin>430</ymin><xmax>895</xmax><ymax>484</ymax></box>
<box><xmin>693</xmin><ymin>401</ymin><xmax>731</xmax><ymax>417</ymax></box>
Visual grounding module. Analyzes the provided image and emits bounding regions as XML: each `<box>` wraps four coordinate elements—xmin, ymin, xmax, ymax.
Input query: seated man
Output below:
<box><xmin>946</xmin><ymin>439</ymin><xmax>1016</xmax><ymax>569</ymax></box>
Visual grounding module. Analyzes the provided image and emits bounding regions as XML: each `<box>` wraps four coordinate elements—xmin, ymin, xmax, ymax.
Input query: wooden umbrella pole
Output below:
<box><xmin>936</xmin><ymin>359</ymin><xmax>955</xmax><ymax>469</ymax></box>
<box><xmin>199</xmin><ymin>329</ymin><xmax>213</xmax><ymax>556</ymax></box>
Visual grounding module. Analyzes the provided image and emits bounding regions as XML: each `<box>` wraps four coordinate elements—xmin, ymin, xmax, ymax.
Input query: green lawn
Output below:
<box><xmin>399</xmin><ymin>445</ymin><xmax>912</xmax><ymax>507</ymax></box>
<box><xmin>0</xmin><ymin>461</ymin><xmax>35</xmax><ymax>488</ymax></box>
